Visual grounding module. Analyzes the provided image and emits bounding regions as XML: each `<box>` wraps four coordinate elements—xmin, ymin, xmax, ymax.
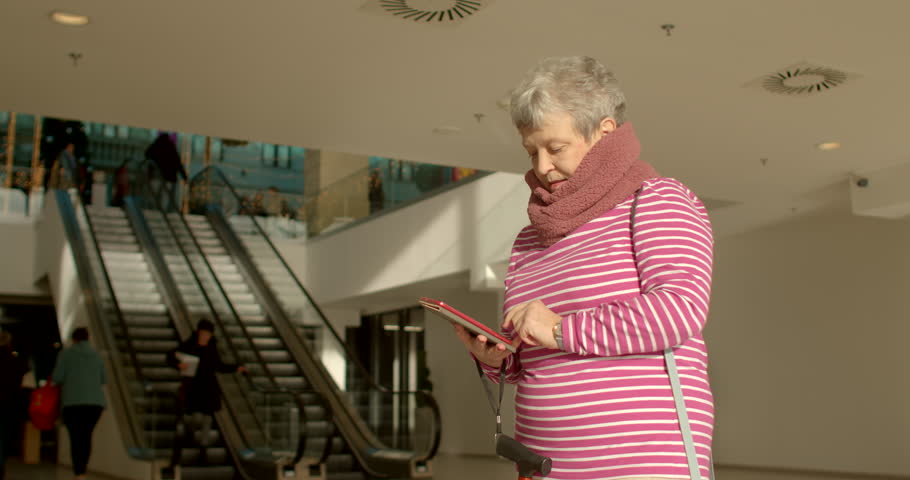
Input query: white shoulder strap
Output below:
<box><xmin>630</xmin><ymin>189</ymin><xmax>711</xmax><ymax>480</ymax></box>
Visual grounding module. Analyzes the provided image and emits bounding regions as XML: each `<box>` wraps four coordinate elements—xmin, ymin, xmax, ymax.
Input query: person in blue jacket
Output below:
<box><xmin>52</xmin><ymin>327</ymin><xmax>106</xmax><ymax>480</ymax></box>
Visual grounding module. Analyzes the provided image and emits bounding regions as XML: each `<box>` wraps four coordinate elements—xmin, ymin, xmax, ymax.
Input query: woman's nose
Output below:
<box><xmin>534</xmin><ymin>153</ymin><xmax>553</xmax><ymax>175</ymax></box>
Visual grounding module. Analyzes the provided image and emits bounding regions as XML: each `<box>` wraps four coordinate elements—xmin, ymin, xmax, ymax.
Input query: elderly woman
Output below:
<box><xmin>456</xmin><ymin>56</ymin><xmax>714</xmax><ymax>479</ymax></box>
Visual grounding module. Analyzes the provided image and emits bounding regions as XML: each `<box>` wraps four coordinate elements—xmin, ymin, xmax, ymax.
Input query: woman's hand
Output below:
<box><xmin>503</xmin><ymin>300</ymin><xmax>562</xmax><ymax>349</ymax></box>
<box><xmin>454</xmin><ymin>324</ymin><xmax>517</xmax><ymax>368</ymax></box>
<box><xmin>177</xmin><ymin>363</ymin><xmax>189</xmax><ymax>371</ymax></box>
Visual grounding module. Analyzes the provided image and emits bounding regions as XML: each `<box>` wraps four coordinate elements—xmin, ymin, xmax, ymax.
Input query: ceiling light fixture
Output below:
<box><xmin>432</xmin><ymin>126</ymin><xmax>462</xmax><ymax>135</ymax></box>
<box><xmin>816</xmin><ymin>141</ymin><xmax>841</xmax><ymax>151</ymax></box>
<box><xmin>50</xmin><ymin>11</ymin><xmax>90</xmax><ymax>26</ymax></box>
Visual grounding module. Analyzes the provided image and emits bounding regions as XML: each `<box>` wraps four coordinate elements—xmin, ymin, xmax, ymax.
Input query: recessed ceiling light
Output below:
<box><xmin>50</xmin><ymin>11</ymin><xmax>90</xmax><ymax>26</ymax></box>
<box><xmin>432</xmin><ymin>126</ymin><xmax>461</xmax><ymax>135</ymax></box>
<box><xmin>816</xmin><ymin>141</ymin><xmax>841</xmax><ymax>151</ymax></box>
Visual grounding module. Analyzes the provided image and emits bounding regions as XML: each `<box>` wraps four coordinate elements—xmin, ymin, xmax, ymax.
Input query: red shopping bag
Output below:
<box><xmin>29</xmin><ymin>379</ymin><xmax>61</xmax><ymax>430</ymax></box>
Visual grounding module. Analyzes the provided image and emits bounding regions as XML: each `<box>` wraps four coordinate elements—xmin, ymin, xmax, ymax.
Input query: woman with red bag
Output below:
<box><xmin>52</xmin><ymin>328</ymin><xmax>106</xmax><ymax>480</ymax></box>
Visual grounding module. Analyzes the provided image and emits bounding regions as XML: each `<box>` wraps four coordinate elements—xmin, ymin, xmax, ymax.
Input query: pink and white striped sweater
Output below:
<box><xmin>484</xmin><ymin>177</ymin><xmax>714</xmax><ymax>479</ymax></box>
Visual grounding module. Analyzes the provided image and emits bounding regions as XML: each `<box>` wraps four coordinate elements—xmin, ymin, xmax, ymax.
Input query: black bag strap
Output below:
<box><xmin>475</xmin><ymin>360</ymin><xmax>506</xmax><ymax>436</ymax></box>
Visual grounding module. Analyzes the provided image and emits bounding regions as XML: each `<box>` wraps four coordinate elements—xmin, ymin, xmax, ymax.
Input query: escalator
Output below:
<box><xmin>195</xmin><ymin>168</ymin><xmax>441</xmax><ymax>478</ymax></box>
<box><xmin>50</xmin><ymin>189</ymin><xmax>316</xmax><ymax>480</ymax></box>
<box><xmin>88</xmin><ymin>205</ymin><xmax>236</xmax><ymax>479</ymax></box>
<box><xmin>138</xmin><ymin>165</ymin><xmax>441</xmax><ymax>479</ymax></box>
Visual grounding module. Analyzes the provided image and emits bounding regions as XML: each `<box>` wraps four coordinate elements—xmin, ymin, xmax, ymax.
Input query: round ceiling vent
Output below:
<box><xmin>379</xmin><ymin>0</ymin><xmax>485</xmax><ymax>23</ymax></box>
<box><xmin>762</xmin><ymin>66</ymin><xmax>848</xmax><ymax>95</ymax></box>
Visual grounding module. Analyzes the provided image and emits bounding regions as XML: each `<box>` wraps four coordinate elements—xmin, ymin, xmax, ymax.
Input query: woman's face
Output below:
<box><xmin>197</xmin><ymin>330</ymin><xmax>213</xmax><ymax>346</ymax></box>
<box><xmin>520</xmin><ymin>112</ymin><xmax>616</xmax><ymax>192</ymax></box>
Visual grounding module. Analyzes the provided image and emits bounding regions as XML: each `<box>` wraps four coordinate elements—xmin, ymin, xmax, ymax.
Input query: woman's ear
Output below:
<box><xmin>600</xmin><ymin>117</ymin><xmax>617</xmax><ymax>134</ymax></box>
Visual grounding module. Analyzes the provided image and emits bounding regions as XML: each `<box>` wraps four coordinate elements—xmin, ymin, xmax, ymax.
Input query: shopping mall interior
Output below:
<box><xmin>1</xmin><ymin>1</ymin><xmax>908</xmax><ymax>480</ymax></box>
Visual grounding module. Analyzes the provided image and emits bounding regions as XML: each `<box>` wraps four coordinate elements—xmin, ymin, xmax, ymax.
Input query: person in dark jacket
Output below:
<box><xmin>0</xmin><ymin>332</ymin><xmax>29</xmax><ymax>480</ymax></box>
<box><xmin>166</xmin><ymin>320</ymin><xmax>244</xmax><ymax>461</ymax></box>
<box><xmin>52</xmin><ymin>328</ymin><xmax>106</xmax><ymax>480</ymax></box>
<box><xmin>145</xmin><ymin>133</ymin><xmax>187</xmax><ymax>211</ymax></box>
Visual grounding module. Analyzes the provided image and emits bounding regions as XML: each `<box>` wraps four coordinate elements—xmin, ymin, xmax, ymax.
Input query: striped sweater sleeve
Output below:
<box><xmin>562</xmin><ymin>180</ymin><xmax>714</xmax><ymax>356</ymax></box>
<box><xmin>477</xmin><ymin>231</ymin><xmax>531</xmax><ymax>385</ymax></box>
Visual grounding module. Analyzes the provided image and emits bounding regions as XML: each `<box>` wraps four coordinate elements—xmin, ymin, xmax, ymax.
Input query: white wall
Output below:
<box><xmin>0</xmin><ymin>218</ymin><xmax>46</xmax><ymax>297</ymax></box>
<box><xmin>707</xmin><ymin>203</ymin><xmax>910</xmax><ymax>476</ymax></box>
<box><xmin>274</xmin><ymin>172</ymin><xmax>529</xmax><ymax>304</ymax></box>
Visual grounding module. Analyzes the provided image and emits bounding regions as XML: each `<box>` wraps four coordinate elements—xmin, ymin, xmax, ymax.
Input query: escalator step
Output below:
<box><xmin>142</xmin><ymin>367</ymin><xmax>182</xmax><ymax>381</ymax></box>
<box><xmin>225</xmin><ymin>325</ymin><xmax>276</xmax><ymax>338</ymax></box>
<box><xmin>136</xmin><ymin>396</ymin><xmax>177</xmax><ymax>411</ymax></box>
<box><xmin>326</xmin><ymin>453</ymin><xmax>356</xmax><ymax>473</ymax></box>
<box><xmin>304</xmin><ymin>405</ymin><xmax>329</xmax><ymax>421</ymax></box>
<box><xmin>119</xmin><ymin>339</ymin><xmax>178</xmax><ymax>352</ymax></box>
<box><xmin>119</xmin><ymin>326</ymin><xmax>177</xmax><ymax>339</ymax></box>
<box><xmin>154</xmin><ymin>447</ymin><xmax>228</xmax><ymax>465</ymax></box>
<box><xmin>142</xmin><ymin>414</ymin><xmax>178</xmax><ymax>430</ymax></box>
<box><xmin>111</xmin><ymin>282</ymin><xmax>161</xmax><ymax>294</ymax></box>
<box><xmin>136</xmin><ymin>352</ymin><xmax>168</xmax><ymax>365</ymax></box>
<box><xmin>180</xmin><ymin>465</ymin><xmax>235</xmax><ymax>480</ymax></box>
<box><xmin>115</xmin><ymin>302</ymin><xmax>167</xmax><ymax>314</ymax></box>
<box><xmin>247</xmin><ymin>338</ymin><xmax>283</xmax><ymax>350</ymax></box>
<box><xmin>123</xmin><ymin>314</ymin><xmax>172</xmax><ymax>327</ymax></box>
<box><xmin>244</xmin><ymin>363</ymin><xmax>299</xmax><ymax>377</ymax></box>
<box><xmin>238</xmin><ymin>315</ymin><xmax>268</xmax><ymax>325</ymax></box>
<box><xmin>99</xmin><ymin>243</ymin><xmax>141</xmax><ymax>253</ymax></box>
<box><xmin>237</xmin><ymin>350</ymin><xmax>290</xmax><ymax>363</ymax></box>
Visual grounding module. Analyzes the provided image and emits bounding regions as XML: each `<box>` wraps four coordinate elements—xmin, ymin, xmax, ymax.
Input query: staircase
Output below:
<box><xmin>83</xmin><ymin>206</ymin><xmax>237</xmax><ymax>479</ymax></box>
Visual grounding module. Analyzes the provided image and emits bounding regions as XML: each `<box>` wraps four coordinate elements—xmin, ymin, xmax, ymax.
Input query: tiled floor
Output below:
<box><xmin>4</xmin><ymin>456</ymin><xmax>899</xmax><ymax>480</ymax></box>
<box><xmin>4</xmin><ymin>459</ymin><xmax>109</xmax><ymax>480</ymax></box>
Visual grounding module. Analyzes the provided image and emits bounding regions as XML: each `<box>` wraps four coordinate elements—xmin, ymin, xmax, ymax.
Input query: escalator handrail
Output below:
<box><xmin>137</xmin><ymin>162</ymin><xmax>313</xmax><ymax>467</ymax></box>
<box><xmin>52</xmin><ymin>190</ymin><xmax>147</xmax><ymax>454</ymax></box>
<box><xmin>193</xmin><ymin>167</ymin><xmax>442</xmax><ymax>463</ymax></box>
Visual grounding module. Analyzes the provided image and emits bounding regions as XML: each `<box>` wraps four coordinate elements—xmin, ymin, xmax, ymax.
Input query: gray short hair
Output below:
<box><xmin>509</xmin><ymin>56</ymin><xmax>627</xmax><ymax>140</ymax></box>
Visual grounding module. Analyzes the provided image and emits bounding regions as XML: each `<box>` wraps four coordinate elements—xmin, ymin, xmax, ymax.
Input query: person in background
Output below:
<box><xmin>250</xmin><ymin>192</ymin><xmax>267</xmax><ymax>217</ymax></box>
<box><xmin>52</xmin><ymin>328</ymin><xmax>106</xmax><ymax>480</ymax></box>
<box><xmin>110</xmin><ymin>158</ymin><xmax>131</xmax><ymax>207</ymax></box>
<box><xmin>0</xmin><ymin>332</ymin><xmax>29</xmax><ymax>480</ymax></box>
<box><xmin>263</xmin><ymin>186</ymin><xmax>288</xmax><ymax>217</ymax></box>
<box><xmin>167</xmin><ymin>320</ymin><xmax>245</xmax><ymax>463</ymax></box>
<box><xmin>455</xmin><ymin>56</ymin><xmax>715</xmax><ymax>480</ymax></box>
<box><xmin>145</xmin><ymin>133</ymin><xmax>187</xmax><ymax>211</ymax></box>
<box><xmin>368</xmin><ymin>168</ymin><xmax>384</xmax><ymax>213</ymax></box>
<box><xmin>43</xmin><ymin>142</ymin><xmax>78</xmax><ymax>192</ymax></box>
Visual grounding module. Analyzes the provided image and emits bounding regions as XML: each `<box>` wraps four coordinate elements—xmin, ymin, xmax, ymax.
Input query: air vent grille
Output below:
<box><xmin>762</xmin><ymin>66</ymin><xmax>848</xmax><ymax>95</ymax></box>
<box><xmin>379</xmin><ymin>0</ymin><xmax>485</xmax><ymax>23</ymax></box>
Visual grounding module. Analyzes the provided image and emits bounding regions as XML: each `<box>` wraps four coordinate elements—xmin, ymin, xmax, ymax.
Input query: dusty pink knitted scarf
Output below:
<box><xmin>525</xmin><ymin>122</ymin><xmax>659</xmax><ymax>247</ymax></box>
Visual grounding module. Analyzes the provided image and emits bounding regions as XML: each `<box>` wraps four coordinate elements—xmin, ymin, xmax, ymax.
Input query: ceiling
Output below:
<box><xmin>2</xmin><ymin>0</ymin><xmax>909</xmax><ymax>235</ymax></box>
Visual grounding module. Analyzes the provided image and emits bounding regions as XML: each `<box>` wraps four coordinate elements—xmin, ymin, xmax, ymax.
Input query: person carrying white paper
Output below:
<box><xmin>166</xmin><ymin>319</ymin><xmax>246</xmax><ymax>463</ymax></box>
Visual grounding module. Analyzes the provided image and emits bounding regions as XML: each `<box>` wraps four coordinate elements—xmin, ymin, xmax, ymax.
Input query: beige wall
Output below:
<box><xmin>707</xmin><ymin>203</ymin><xmax>910</xmax><ymax>476</ymax></box>
<box><xmin>316</xmin><ymin>151</ymin><xmax>369</xmax><ymax>190</ymax></box>
<box><xmin>301</xmin><ymin>149</ymin><xmax>370</xmax><ymax>233</ymax></box>
<box><xmin>420</xmin><ymin>288</ymin><xmax>517</xmax><ymax>456</ymax></box>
